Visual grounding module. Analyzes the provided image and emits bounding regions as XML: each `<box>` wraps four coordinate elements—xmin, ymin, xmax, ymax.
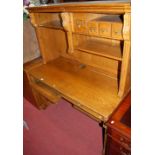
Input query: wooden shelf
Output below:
<box><xmin>38</xmin><ymin>21</ymin><xmax>64</xmax><ymax>30</ymax></box>
<box><xmin>76</xmin><ymin>40</ymin><xmax>122</xmax><ymax>61</ymax></box>
<box><xmin>94</xmin><ymin>15</ymin><xmax>122</xmax><ymax>23</ymax></box>
<box><xmin>29</xmin><ymin>57</ymin><xmax>122</xmax><ymax>121</ymax></box>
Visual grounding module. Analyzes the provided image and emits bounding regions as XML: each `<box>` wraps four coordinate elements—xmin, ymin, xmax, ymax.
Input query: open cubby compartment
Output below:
<box><xmin>72</xmin><ymin>13</ymin><xmax>123</xmax><ymax>40</ymax></box>
<box><xmin>33</xmin><ymin>13</ymin><xmax>63</xmax><ymax>29</ymax></box>
<box><xmin>71</xmin><ymin>33</ymin><xmax>123</xmax><ymax>79</ymax></box>
<box><xmin>74</xmin><ymin>34</ymin><xmax>123</xmax><ymax>61</ymax></box>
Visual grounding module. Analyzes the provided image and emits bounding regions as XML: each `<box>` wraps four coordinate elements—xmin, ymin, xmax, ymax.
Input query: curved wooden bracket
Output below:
<box><xmin>61</xmin><ymin>13</ymin><xmax>74</xmax><ymax>53</ymax></box>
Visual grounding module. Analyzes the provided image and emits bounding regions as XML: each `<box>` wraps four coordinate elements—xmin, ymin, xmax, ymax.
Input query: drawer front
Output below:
<box><xmin>87</xmin><ymin>21</ymin><xmax>98</xmax><ymax>36</ymax></box>
<box><xmin>30</xmin><ymin>81</ymin><xmax>61</xmax><ymax>109</ymax></box>
<box><xmin>106</xmin><ymin>136</ymin><xmax>131</xmax><ymax>155</ymax></box>
<box><xmin>32</xmin><ymin>88</ymin><xmax>51</xmax><ymax>109</ymax></box>
<box><xmin>74</xmin><ymin>19</ymin><xmax>87</xmax><ymax>33</ymax></box>
<box><xmin>107</xmin><ymin>128</ymin><xmax>131</xmax><ymax>149</ymax></box>
<box><xmin>112</xmin><ymin>23</ymin><xmax>123</xmax><ymax>40</ymax></box>
<box><xmin>99</xmin><ymin>22</ymin><xmax>111</xmax><ymax>37</ymax></box>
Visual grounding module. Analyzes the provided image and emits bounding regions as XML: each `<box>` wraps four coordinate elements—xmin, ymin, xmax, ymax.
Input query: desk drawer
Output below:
<box><xmin>106</xmin><ymin>136</ymin><xmax>131</xmax><ymax>155</ymax></box>
<box><xmin>30</xmin><ymin>78</ymin><xmax>61</xmax><ymax>109</ymax></box>
<box><xmin>74</xmin><ymin>19</ymin><xmax>87</xmax><ymax>33</ymax></box>
<box><xmin>98</xmin><ymin>22</ymin><xmax>111</xmax><ymax>38</ymax></box>
<box><xmin>107</xmin><ymin>128</ymin><xmax>130</xmax><ymax>149</ymax></box>
<box><xmin>112</xmin><ymin>23</ymin><xmax>123</xmax><ymax>40</ymax></box>
<box><xmin>31</xmin><ymin>88</ymin><xmax>51</xmax><ymax>109</ymax></box>
<box><xmin>87</xmin><ymin>21</ymin><xmax>98</xmax><ymax>36</ymax></box>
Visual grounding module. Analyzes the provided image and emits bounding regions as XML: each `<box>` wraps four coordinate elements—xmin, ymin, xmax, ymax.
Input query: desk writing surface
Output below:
<box><xmin>29</xmin><ymin>57</ymin><xmax>122</xmax><ymax>122</ymax></box>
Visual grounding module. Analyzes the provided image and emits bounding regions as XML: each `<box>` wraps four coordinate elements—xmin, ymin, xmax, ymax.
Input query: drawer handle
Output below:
<box><xmin>114</xmin><ymin>31</ymin><xmax>121</xmax><ymax>35</ymax></box>
<box><xmin>100</xmin><ymin>29</ymin><xmax>105</xmax><ymax>33</ymax></box>
<box><xmin>89</xmin><ymin>27</ymin><xmax>96</xmax><ymax>32</ymax></box>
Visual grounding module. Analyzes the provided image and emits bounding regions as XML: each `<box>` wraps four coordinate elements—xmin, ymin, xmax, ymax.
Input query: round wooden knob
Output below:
<box><xmin>110</xmin><ymin>120</ymin><xmax>115</xmax><ymax>124</ymax></box>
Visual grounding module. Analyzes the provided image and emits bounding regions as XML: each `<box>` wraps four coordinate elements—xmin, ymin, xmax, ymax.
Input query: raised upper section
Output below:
<box><xmin>27</xmin><ymin>1</ymin><xmax>131</xmax><ymax>14</ymax></box>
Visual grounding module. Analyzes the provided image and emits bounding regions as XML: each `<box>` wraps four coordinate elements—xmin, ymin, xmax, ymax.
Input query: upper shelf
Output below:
<box><xmin>76</xmin><ymin>39</ymin><xmax>122</xmax><ymax>61</ymax></box>
<box><xmin>38</xmin><ymin>21</ymin><xmax>64</xmax><ymax>30</ymax></box>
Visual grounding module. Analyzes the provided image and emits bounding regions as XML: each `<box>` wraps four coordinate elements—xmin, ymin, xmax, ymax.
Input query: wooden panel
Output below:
<box><xmin>29</xmin><ymin>57</ymin><xmax>122</xmax><ymax>122</ymax></box>
<box><xmin>35</xmin><ymin>27</ymin><xmax>67</xmax><ymax>63</ymax></box>
<box><xmin>123</xmin><ymin>13</ymin><xmax>131</xmax><ymax>40</ymax></box>
<box><xmin>23</xmin><ymin>57</ymin><xmax>43</xmax><ymax>108</ymax></box>
<box><xmin>76</xmin><ymin>39</ymin><xmax>122</xmax><ymax>61</ymax></box>
<box><xmin>118</xmin><ymin>41</ymin><xmax>131</xmax><ymax>97</ymax></box>
<box><xmin>23</xmin><ymin>19</ymin><xmax>40</xmax><ymax>63</ymax></box>
<box><xmin>30</xmin><ymin>13</ymin><xmax>62</xmax><ymax>27</ymax></box>
<box><xmin>70</xmin><ymin>50</ymin><xmax>119</xmax><ymax>79</ymax></box>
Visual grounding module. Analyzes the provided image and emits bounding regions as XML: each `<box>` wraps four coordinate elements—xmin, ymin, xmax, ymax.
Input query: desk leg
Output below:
<box><xmin>100</xmin><ymin>123</ymin><xmax>107</xmax><ymax>155</ymax></box>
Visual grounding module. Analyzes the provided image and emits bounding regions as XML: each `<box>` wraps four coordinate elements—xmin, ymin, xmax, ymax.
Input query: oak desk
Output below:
<box><xmin>26</xmin><ymin>1</ymin><xmax>131</xmax><ymax>123</ymax></box>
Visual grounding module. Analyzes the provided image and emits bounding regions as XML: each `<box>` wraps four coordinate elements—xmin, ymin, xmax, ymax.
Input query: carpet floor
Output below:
<box><xmin>23</xmin><ymin>98</ymin><xmax>103</xmax><ymax>155</ymax></box>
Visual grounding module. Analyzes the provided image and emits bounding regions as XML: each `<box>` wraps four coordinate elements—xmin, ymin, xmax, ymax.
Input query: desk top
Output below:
<box><xmin>27</xmin><ymin>1</ymin><xmax>131</xmax><ymax>13</ymax></box>
<box><xmin>29</xmin><ymin>57</ymin><xmax>124</xmax><ymax>122</ymax></box>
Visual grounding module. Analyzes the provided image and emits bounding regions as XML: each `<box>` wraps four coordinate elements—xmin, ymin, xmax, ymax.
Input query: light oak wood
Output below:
<box><xmin>27</xmin><ymin>2</ymin><xmax>131</xmax><ymax>14</ymax></box>
<box><xmin>27</xmin><ymin>1</ymin><xmax>131</xmax><ymax>122</ymax></box>
<box><xmin>61</xmin><ymin>13</ymin><xmax>74</xmax><ymax>53</ymax></box>
<box><xmin>123</xmin><ymin>13</ymin><xmax>131</xmax><ymax>40</ymax></box>
<box><xmin>118</xmin><ymin>41</ymin><xmax>131</xmax><ymax>96</ymax></box>
<box><xmin>29</xmin><ymin>57</ymin><xmax>122</xmax><ymax>121</ymax></box>
<box><xmin>76</xmin><ymin>39</ymin><xmax>122</xmax><ymax>61</ymax></box>
<box><xmin>35</xmin><ymin>27</ymin><xmax>67</xmax><ymax>64</ymax></box>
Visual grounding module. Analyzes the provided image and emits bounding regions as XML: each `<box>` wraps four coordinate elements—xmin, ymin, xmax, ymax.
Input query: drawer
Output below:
<box><xmin>98</xmin><ymin>22</ymin><xmax>111</xmax><ymax>37</ymax></box>
<box><xmin>107</xmin><ymin>128</ymin><xmax>131</xmax><ymax>149</ymax></box>
<box><xmin>74</xmin><ymin>19</ymin><xmax>87</xmax><ymax>33</ymax></box>
<box><xmin>106</xmin><ymin>136</ymin><xmax>131</xmax><ymax>155</ymax></box>
<box><xmin>112</xmin><ymin>23</ymin><xmax>123</xmax><ymax>40</ymax></box>
<box><xmin>32</xmin><ymin>88</ymin><xmax>51</xmax><ymax>109</ymax></box>
<box><xmin>30</xmin><ymin>81</ymin><xmax>61</xmax><ymax>109</ymax></box>
<box><xmin>87</xmin><ymin>21</ymin><xmax>98</xmax><ymax>36</ymax></box>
